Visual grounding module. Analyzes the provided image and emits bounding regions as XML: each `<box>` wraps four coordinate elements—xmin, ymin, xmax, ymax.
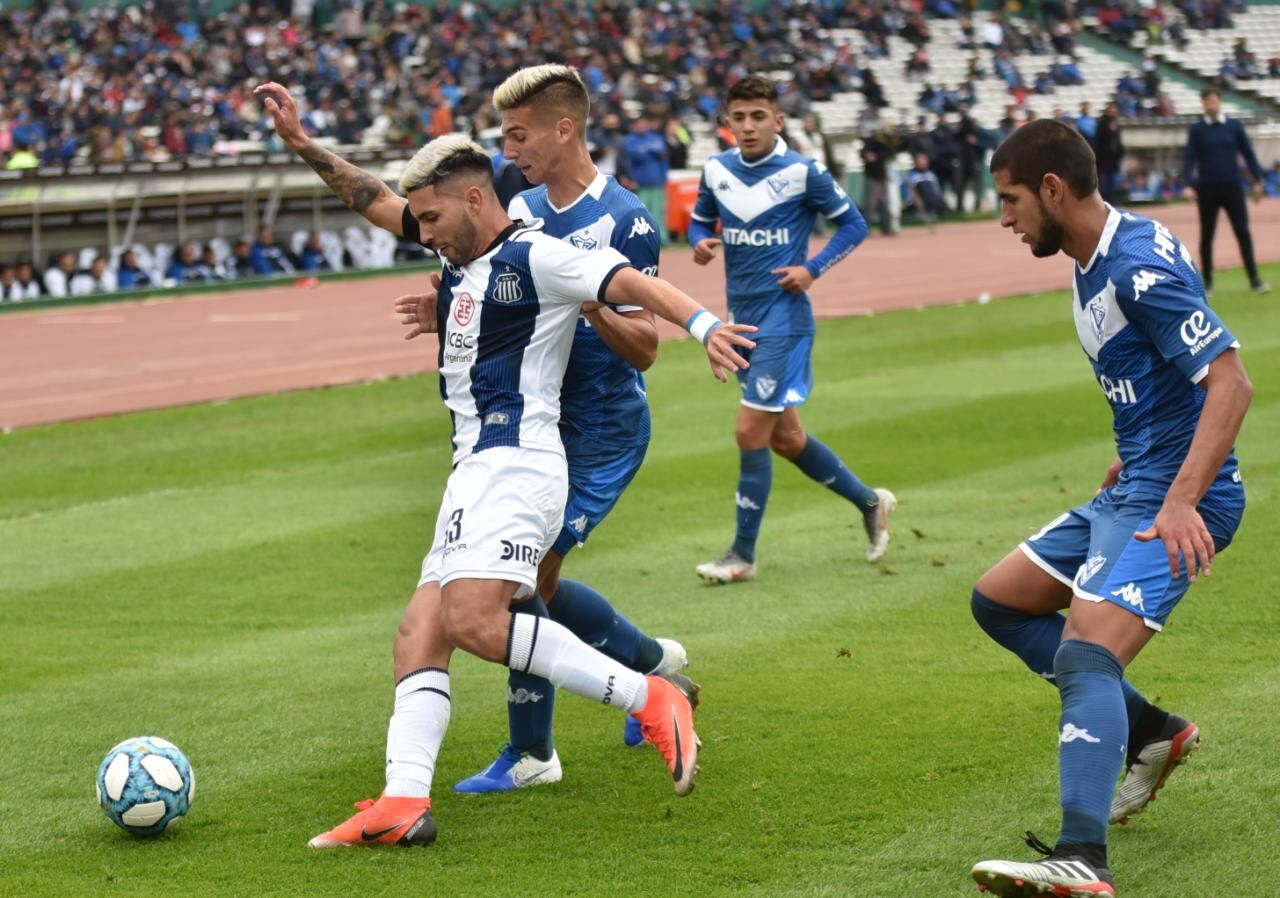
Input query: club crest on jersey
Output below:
<box><xmin>492</xmin><ymin>272</ymin><xmax>524</xmax><ymax>304</ymax></box>
<box><xmin>766</xmin><ymin>174</ymin><xmax>790</xmax><ymax>201</ymax></box>
<box><xmin>1087</xmin><ymin>294</ymin><xmax>1107</xmax><ymax>342</ymax></box>
<box><xmin>570</xmin><ymin>230</ymin><xmax>598</xmax><ymax>251</ymax></box>
<box><xmin>454</xmin><ymin>292</ymin><xmax>475</xmax><ymax>325</ymax></box>
<box><xmin>755</xmin><ymin>374</ymin><xmax>777</xmax><ymax>400</ymax></box>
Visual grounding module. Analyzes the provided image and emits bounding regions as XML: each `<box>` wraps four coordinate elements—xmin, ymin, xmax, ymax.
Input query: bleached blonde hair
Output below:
<box><xmin>398</xmin><ymin>134</ymin><xmax>492</xmax><ymax>195</ymax></box>
<box><xmin>492</xmin><ymin>64</ymin><xmax>589</xmax><ymax>131</ymax></box>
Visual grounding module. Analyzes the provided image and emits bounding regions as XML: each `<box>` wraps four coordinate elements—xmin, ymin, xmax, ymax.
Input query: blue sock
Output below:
<box><xmin>1054</xmin><ymin>639</ymin><xmax>1126</xmax><ymax>853</ymax></box>
<box><xmin>547</xmin><ymin>579</ymin><xmax>663</xmax><ymax>674</ymax></box>
<box><xmin>506</xmin><ymin>596</ymin><xmax>555</xmax><ymax>761</ymax></box>
<box><xmin>972</xmin><ymin>588</ymin><xmax>1156</xmax><ymax>743</ymax></box>
<box><xmin>732</xmin><ymin>447</ymin><xmax>772</xmax><ymax>563</ymax></box>
<box><xmin>789</xmin><ymin>435</ymin><xmax>877</xmax><ymax>513</ymax></box>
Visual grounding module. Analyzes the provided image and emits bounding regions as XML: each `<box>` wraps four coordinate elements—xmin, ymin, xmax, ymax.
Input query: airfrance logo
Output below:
<box><xmin>1131</xmin><ymin>269</ymin><xmax>1165</xmax><ymax>299</ymax></box>
<box><xmin>492</xmin><ymin>272</ymin><xmax>523</xmax><ymax>304</ymax></box>
<box><xmin>1180</xmin><ymin>310</ymin><xmax>1222</xmax><ymax>356</ymax></box>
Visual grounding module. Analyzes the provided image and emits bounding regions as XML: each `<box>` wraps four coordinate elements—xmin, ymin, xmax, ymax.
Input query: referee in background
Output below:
<box><xmin>1182</xmin><ymin>87</ymin><xmax>1269</xmax><ymax>294</ymax></box>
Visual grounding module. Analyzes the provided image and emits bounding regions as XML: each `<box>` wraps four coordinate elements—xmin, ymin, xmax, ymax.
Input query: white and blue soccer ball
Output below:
<box><xmin>96</xmin><ymin>737</ymin><xmax>195</xmax><ymax>836</ymax></box>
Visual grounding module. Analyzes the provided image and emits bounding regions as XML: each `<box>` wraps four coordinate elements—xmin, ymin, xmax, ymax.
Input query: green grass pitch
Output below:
<box><xmin>2</xmin><ymin>265</ymin><xmax>1278</xmax><ymax>898</ymax></box>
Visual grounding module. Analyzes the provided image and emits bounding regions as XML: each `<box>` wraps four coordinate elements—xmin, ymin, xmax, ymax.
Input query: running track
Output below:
<box><xmin>3</xmin><ymin>201</ymin><xmax>1277</xmax><ymax>430</ymax></box>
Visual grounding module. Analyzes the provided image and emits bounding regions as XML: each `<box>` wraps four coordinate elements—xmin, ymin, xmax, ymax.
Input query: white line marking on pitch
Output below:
<box><xmin>209</xmin><ymin>312</ymin><xmax>305</xmax><ymax>323</ymax></box>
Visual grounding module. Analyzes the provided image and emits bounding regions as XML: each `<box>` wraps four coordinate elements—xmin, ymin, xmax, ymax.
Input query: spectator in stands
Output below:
<box><xmin>623</xmin><ymin>115</ymin><xmax>670</xmax><ymax>245</ymax></box>
<box><xmin>228</xmin><ymin>241</ymin><xmax>257</xmax><ymax>279</ymax></box>
<box><xmin>1053</xmin><ymin>56</ymin><xmax>1085</xmax><ymax>86</ymax></box>
<box><xmin>1182</xmin><ymin>88</ymin><xmax>1269</xmax><ymax>294</ymax></box>
<box><xmin>860</xmin><ymin>70</ymin><xmax>888</xmax><ymax>110</ymax></box>
<box><xmin>859</xmin><ymin>126</ymin><xmax>897</xmax><ymax>236</ymax></box>
<box><xmin>43</xmin><ymin>253</ymin><xmax>78</xmax><ymax>299</ymax></box>
<box><xmin>1264</xmin><ymin>162</ymin><xmax>1280</xmax><ymax>198</ymax></box>
<box><xmin>1075</xmin><ymin>102</ymin><xmax>1098</xmax><ymax>145</ymax></box>
<box><xmin>116</xmin><ymin>250</ymin><xmax>153</xmax><ymax>290</ymax></box>
<box><xmin>70</xmin><ymin>256</ymin><xmax>117</xmax><ymax>296</ymax></box>
<box><xmin>13</xmin><ymin>260</ymin><xmax>42</xmax><ymax>301</ymax></box>
<box><xmin>299</xmin><ymin>233</ymin><xmax>332</xmax><ymax>273</ymax></box>
<box><xmin>903</xmin><ymin>152</ymin><xmax>944</xmax><ymax>224</ymax></box>
<box><xmin>0</xmin><ymin>264</ymin><xmax>18</xmax><ymax>302</ymax></box>
<box><xmin>955</xmin><ymin>112</ymin><xmax>984</xmax><ymax>212</ymax></box>
<box><xmin>5</xmin><ymin>141</ymin><xmax>38</xmax><ymax>170</ymax></box>
<box><xmin>250</xmin><ymin>226</ymin><xmax>298</xmax><ymax>276</ymax></box>
<box><xmin>202</xmin><ymin>247</ymin><xmax>227</xmax><ymax>281</ymax></box>
<box><xmin>1095</xmin><ymin>102</ymin><xmax>1125</xmax><ymax>203</ymax></box>
<box><xmin>589</xmin><ymin>112</ymin><xmax>631</xmax><ymax>179</ymax></box>
<box><xmin>665</xmin><ymin>117</ymin><xmax>692</xmax><ymax>171</ymax></box>
<box><xmin>1268</xmin><ymin>56</ymin><xmax>1280</xmax><ymax>79</ymax></box>
<box><xmin>166</xmin><ymin>243</ymin><xmax>215</xmax><ymax>285</ymax></box>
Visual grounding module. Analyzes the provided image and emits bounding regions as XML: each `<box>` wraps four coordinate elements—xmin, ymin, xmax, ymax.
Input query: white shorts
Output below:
<box><xmin>418</xmin><ymin>446</ymin><xmax>567</xmax><ymax>598</ymax></box>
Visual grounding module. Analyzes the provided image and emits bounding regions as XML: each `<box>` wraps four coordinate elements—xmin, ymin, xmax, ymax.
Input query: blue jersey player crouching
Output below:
<box><xmin>687</xmin><ymin>75</ymin><xmax>896</xmax><ymax>583</ymax></box>
<box><xmin>968</xmin><ymin>121</ymin><xmax>1252</xmax><ymax>897</ymax></box>
<box><xmin>257</xmin><ymin>66</ymin><xmax>700</xmax><ymax>792</ymax></box>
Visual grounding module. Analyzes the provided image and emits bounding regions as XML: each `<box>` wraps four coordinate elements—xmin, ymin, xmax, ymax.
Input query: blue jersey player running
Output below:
<box><xmin>969</xmin><ymin>121</ymin><xmax>1252</xmax><ymax>898</ymax></box>
<box><xmin>687</xmin><ymin>75</ymin><xmax>895</xmax><ymax>583</ymax></box>
<box><xmin>257</xmin><ymin>67</ymin><xmax>695</xmax><ymax>793</ymax></box>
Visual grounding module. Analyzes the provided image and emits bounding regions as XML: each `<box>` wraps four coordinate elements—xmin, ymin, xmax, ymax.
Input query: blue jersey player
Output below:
<box><xmin>687</xmin><ymin>75</ymin><xmax>895</xmax><ymax>583</ymax></box>
<box><xmin>258</xmin><ymin>68</ymin><xmax>697</xmax><ymax>793</ymax></box>
<box><xmin>969</xmin><ymin>121</ymin><xmax>1252</xmax><ymax>897</ymax></box>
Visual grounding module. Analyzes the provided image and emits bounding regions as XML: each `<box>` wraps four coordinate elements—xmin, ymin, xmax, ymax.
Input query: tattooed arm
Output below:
<box><xmin>254</xmin><ymin>82</ymin><xmax>407</xmax><ymax>236</ymax></box>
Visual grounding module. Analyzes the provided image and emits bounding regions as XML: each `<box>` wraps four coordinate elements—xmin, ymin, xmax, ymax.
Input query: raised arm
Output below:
<box><xmin>255</xmin><ymin>82</ymin><xmax>407</xmax><ymax>236</ymax></box>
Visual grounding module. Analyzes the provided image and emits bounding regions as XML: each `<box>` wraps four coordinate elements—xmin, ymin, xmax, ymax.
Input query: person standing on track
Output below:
<box><xmin>1181</xmin><ymin>88</ymin><xmax>1270</xmax><ymax>295</ymax></box>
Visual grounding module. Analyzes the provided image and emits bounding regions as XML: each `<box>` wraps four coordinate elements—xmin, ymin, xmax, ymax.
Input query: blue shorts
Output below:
<box><xmin>735</xmin><ymin>334</ymin><xmax>814</xmax><ymax>412</ymax></box>
<box><xmin>1020</xmin><ymin>485</ymin><xmax>1244</xmax><ymax>631</ymax></box>
<box><xmin>551</xmin><ymin>441</ymin><xmax>648</xmax><ymax>557</ymax></box>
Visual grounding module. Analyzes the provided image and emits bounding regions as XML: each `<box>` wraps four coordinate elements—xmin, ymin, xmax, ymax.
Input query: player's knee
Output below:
<box><xmin>440</xmin><ymin>599</ymin><xmax>488</xmax><ymax>655</ymax></box>
<box><xmin>735</xmin><ymin>421</ymin><xmax>769</xmax><ymax>450</ymax></box>
<box><xmin>768</xmin><ymin>425</ymin><xmax>806</xmax><ymax>458</ymax></box>
<box><xmin>971</xmin><ymin>586</ymin><xmax>1019</xmax><ymax>637</ymax></box>
<box><xmin>1053</xmin><ymin>638</ymin><xmax>1122</xmax><ymax>681</ymax></box>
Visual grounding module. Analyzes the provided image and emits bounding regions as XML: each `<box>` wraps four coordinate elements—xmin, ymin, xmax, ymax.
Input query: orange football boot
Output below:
<box><xmin>308</xmin><ymin>793</ymin><xmax>436</xmax><ymax>848</ymax></box>
<box><xmin>631</xmin><ymin>675</ymin><xmax>699</xmax><ymax>796</ymax></box>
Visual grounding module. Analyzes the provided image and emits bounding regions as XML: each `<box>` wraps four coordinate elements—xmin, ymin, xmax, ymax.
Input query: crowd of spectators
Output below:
<box><xmin>0</xmin><ymin>225</ymin><xmax>337</xmax><ymax>303</ymax></box>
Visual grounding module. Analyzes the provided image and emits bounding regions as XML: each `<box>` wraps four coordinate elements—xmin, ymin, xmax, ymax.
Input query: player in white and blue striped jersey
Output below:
<box><xmin>259</xmin><ymin>68</ymin><xmax>693</xmax><ymax>790</ymax></box>
<box><xmin>969</xmin><ymin>120</ymin><xmax>1252</xmax><ymax>898</ymax></box>
<box><xmin>687</xmin><ymin>74</ymin><xmax>896</xmax><ymax>584</ymax></box>
<box><xmin>309</xmin><ymin>136</ymin><xmax>754</xmax><ymax>848</ymax></box>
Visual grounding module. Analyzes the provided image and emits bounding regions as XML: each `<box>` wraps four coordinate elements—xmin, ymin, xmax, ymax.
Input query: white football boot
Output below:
<box><xmin>695</xmin><ymin>548</ymin><xmax>757</xmax><ymax>583</ymax></box>
<box><xmin>863</xmin><ymin>488</ymin><xmax>898</xmax><ymax>563</ymax></box>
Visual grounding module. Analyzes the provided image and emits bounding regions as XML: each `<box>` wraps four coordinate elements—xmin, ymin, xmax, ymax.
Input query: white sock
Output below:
<box><xmin>384</xmin><ymin>668</ymin><xmax>450</xmax><ymax>797</ymax></box>
<box><xmin>507</xmin><ymin>614</ymin><xmax>649</xmax><ymax>712</ymax></box>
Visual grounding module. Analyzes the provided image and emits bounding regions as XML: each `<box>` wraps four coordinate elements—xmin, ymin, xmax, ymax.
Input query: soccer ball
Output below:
<box><xmin>96</xmin><ymin>737</ymin><xmax>195</xmax><ymax>836</ymax></box>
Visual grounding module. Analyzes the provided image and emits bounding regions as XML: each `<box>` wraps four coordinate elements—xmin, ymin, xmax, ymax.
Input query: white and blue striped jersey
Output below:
<box><xmin>691</xmin><ymin>137</ymin><xmax>857</xmax><ymax>337</ymax></box>
<box><xmin>1073</xmin><ymin>206</ymin><xmax>1240</xmax><ymax>497</ymax></box>
<box><xmin>509</xmin><ymin>170</ymin><xmax>659</xmax><ymax>451</ymax></box>
<box><xmin>435</xmin><ymin>220</ymin><xmax>630</xmax><ymax>464</ymax></box>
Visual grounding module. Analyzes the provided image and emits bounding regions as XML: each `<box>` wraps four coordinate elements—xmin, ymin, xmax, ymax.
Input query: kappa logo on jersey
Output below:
<box><xmin>765</xmin><ymin>173</ymin><xmax>791</xmax><ymax>201</ymax></box>
<box><xmin>1131</xmin><ymin>269</ymin><xmax>1166</xmax><ymax>299</ymax></box>
<box><xmin>492</xmin><ymin>272</ymin><xmax>524</xmax><ymax>304</ymax></box>
<box><xmin>570</xmin><ymin>230</ymin><xmax>598</xmax><ymax>251</ymax></box>
<box><xmin>1111</xmin><ymin>582</ymin><xmax>1145</xmax><ymax>610</ymax></box>
<box><xmin>1060</xmin><ymin>723</ymin><xmax>1102</xmax><ymax>744</ymax></box>
<box><xmin>454</xmin><ymin>292</ymin><xmax>475</xmax><ymax>325</ymax></box>
<box><xmin>755</xmin><ymin>373</ymin><xmax>777</xmax><ymax>400</ymax></box>
<box><xmin>568</xmin><ymin>514</ymin><xmax>589</xmax><ymax>533</ymax></box>
<box><xmin>717</xmin><ymin>180</ymin><xmax>731</xmax><ymax>192</ymax></box>
<box><xmin>499</xmin><ymin>539</ymin><xmax>540</xmax><ymax>565</ymax></box>
<box><xmin>1087</xmin><ymin>294</ymin><xmax>1107</xmax><ymax>341</ymax></box>
<box><xmin>1180</xmin><ymin>309</ymin><xmax>1223</xmax><ymax>356</ymax></box>
<box><xmin>628</xmin><ymin>216</ymin><xmax>654</xmax><ymax>239</ymax></box>
<box><xmin>784</xmin><ymin>388</ymin><xmax>805</xmax><ymax>404</ymax></box>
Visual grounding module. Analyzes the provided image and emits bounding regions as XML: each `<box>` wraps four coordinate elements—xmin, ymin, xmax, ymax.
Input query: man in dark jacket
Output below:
<box><xmin>1094</xmin><ymin>103</ymin><xmax>1124</xmax><ymax>203</ymax></box>
<box><xmin>1182</xmin><ymin>88</ymin><xmax>1268</xmax><ymax>294</ymax></box>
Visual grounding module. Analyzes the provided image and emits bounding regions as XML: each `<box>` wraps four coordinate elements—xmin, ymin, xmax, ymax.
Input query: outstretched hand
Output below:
<box><xmin>394</xmin><ymin>272</ymin><xmax>441</xmax><ymax>340</ymax></box>
<box><xmin>1134</xmin><ymin>499</ymin><xmax>1214</xmax><ymax>582</ymax></box>
<box><xmin>253</xmin><ymin>82</ymin><xmax>307</xmax><ymax>149</ymax></box>
<box><xmin>703</xmin><ymin>323</ymin><xmax>757</xmax><ymax>382</ymax></box>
